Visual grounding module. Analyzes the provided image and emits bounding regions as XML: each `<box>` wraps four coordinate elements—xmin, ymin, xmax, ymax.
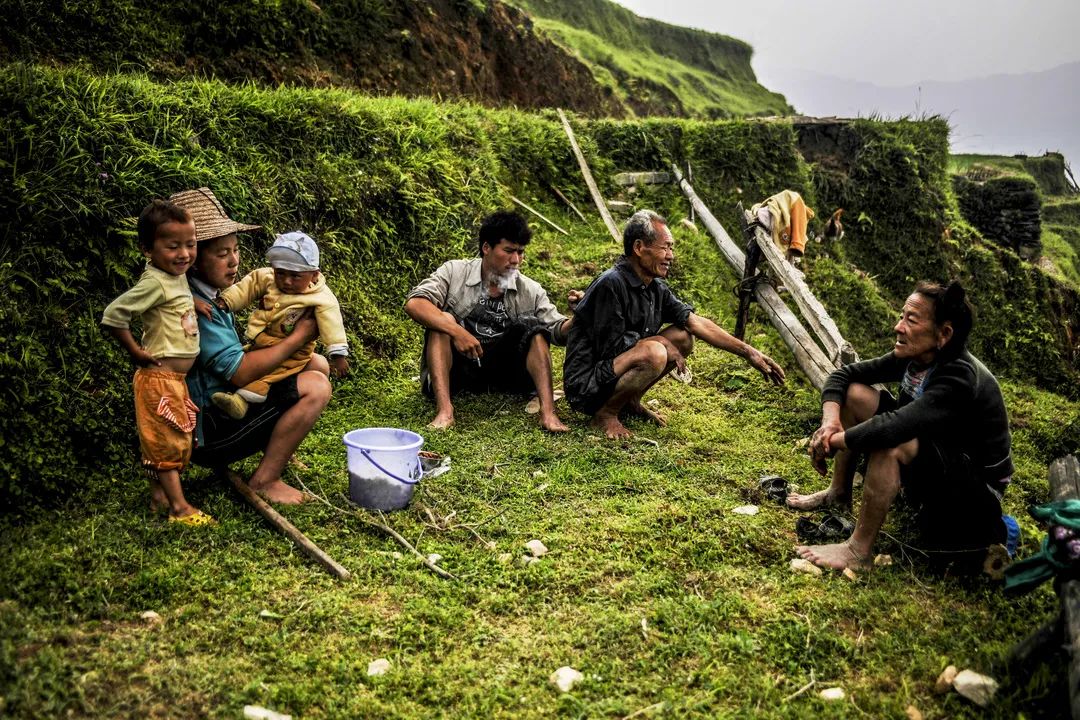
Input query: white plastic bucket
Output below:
<box><xmin>343</xmin><ymin>428</ymin><xmax>424</xmax><ymax>511</ymax></box>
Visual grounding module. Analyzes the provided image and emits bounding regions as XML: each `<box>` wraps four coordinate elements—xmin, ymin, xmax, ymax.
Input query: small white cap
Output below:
<box><xmin>267</xmin><ymin>231</ymin><xmax>320</xmax><ymax>271</ymax></box>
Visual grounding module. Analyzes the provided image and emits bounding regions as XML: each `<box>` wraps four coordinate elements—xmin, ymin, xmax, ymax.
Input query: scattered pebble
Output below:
<box><xmin>485</xmin><ymin>541</ymin><xmax>497</xmax><ymax>551</ymax></box>
<box><xmin>244</xmin><ymin>705</ymin><xmax>292</xmax><ymax>720</ymax></box>
<box><xmin>646</xmin><ymin>399</ymin><xmax>660</xmax><ymax>408</ymax></box>
<box><xmin>842</xmin><ymin>567</ymin><xmax>859</xmax><ymax>582</ymax></box>
<box><xmin>534</xmin><ymin>483</ymin><xmax>550</xmax><ymax>493</ymax></box>
<box><xmin>525</xmin><ymin>540</ymin><xmax>549</xmax><ymax>557</ymax></box>
<box><xmin>367</xmin><ymin>658</ymin><xmax>391</xmax><ymax>677</ymax></box>
<box><xmin>258</xmin><ymin>609</ymin><xmax>284</xmax><ymax>621</ymax></box>
<box><xmin>139</xmin><ymin>610</ymin><xmax>162</xmax><ymax>624</ymax></box>
<box><xmin>795</xmin><ymin>436</ymin><xmax>810</xmax><ymax>449</ymax></box>
<box><xmin>532</xmin><ymin>470</ymin><xmax>546</xmax><ymax>478</ymax></box>
<box><xmin>873</xmin><ymin>554</ymin><xmax>893</xmax><ymax>567</ymax></box>
<box><xmin>426</xmin><ymin>553</ymin><xmax>442</xmax><ymax>565</ymax></box>
<box><xmin>953</xmin><ymin>669</ymin><xmax>998</xmax><ymax>707</ymax></box>
<box><xmin>518</xmin><ymin>555</ymin><xmax>539</xmax><ymax>567</ymax></box>
<box><xmin>819</xmin><ymin>687</ymin><xmax>845</xmax><ymax>701</ymax></box>
<box><xmin>934</xmin><ymin>665</ymin><xmax>958</xmax><ymax>694</ymax></box>
<box><xmin>790</xmin><ymin>558</ymin><xmax>823</xmax><ymax>576</ymax></box>
<box><xmin>391</xmin><ymin>552</ymin><xmax>403</xmax><ymax>560</ymax></box>
<box><xmin>905</xmin><ymin>705</ymin><xmax>924</xmax><ymax>720</ymax></box>
<box><xmin>732</xmin><ymin>505</ymin><xmax>758</xmax><ymax>515</ymax></box>
<box><xmin>853</xmin><ymin>472</ymin><xmax>864</xmax><ymax>486</ymax></box>
<box><xmin>497</xmin><ymin>553</ymin><xmax>513</xmax><ymax>564</ymax></box>
<box><xmin>549</xmin><ymin>666</ymin><xmax>584</xmax><ymax>693</ymax></box>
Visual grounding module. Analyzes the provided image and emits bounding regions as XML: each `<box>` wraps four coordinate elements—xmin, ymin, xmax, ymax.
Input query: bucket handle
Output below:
<box><xmin>358</xmin><ymin>448</ymin><xmax>421</xmax><ymax>486</ymax></box>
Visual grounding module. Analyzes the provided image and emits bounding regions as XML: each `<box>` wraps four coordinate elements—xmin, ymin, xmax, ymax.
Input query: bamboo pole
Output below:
<box><xmin>744</xmin><ymin>212</ymin><xmax>857</xmax><ymax>365</ymax></box>
<box><xmin>557</xmin><ymin>108</ymin><xmax>621</xmax><ymax>243</ymax></box>
<box><xmin>670</xmin><ymin>163</ymin><xmax>834</xmax><ymax>389</ymax></box>
<box><xmin>224</xmin><ymin>471</ymin><xmax>352</xmax><ymax>580</ymax></box>
<box><xmin>510</xmin><ymin>195</ymin><xmax>569</xmax><ymax>235</ymax></box>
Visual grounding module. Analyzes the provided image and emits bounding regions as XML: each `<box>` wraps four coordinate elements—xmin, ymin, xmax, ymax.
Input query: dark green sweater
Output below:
<box><xmin>823</xmin><ymin>349</ymin><xmax>1014</xmax><ymax>489</ymax></box>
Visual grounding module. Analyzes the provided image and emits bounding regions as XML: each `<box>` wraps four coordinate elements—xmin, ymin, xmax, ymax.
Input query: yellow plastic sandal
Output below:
<box><xmin>168</xmin><ymin>510</ymin><xmax>218</xmax><ymax>526</ymax></box>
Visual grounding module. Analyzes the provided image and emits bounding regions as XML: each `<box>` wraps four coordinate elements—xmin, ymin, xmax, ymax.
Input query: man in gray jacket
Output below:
<box><xmin>405</xmin><ymin>210</ymin><xmax>572</xmax><ymax>432</ymax></box>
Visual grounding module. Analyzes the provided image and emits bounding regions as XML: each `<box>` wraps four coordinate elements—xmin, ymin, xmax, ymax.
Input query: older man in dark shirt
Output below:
<box><xmin>565</xmin><ymin>210</ymin><xmax>786</xmax><ymax>438</ymax></box>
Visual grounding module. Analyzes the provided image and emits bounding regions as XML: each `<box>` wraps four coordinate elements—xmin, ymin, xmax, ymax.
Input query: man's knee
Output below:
<box><xmin>844</xmin><ymin>383</ymin><xmax>880</xmax><ymax>420</ymax></box>
<box><xmin>634</xmin><ymin>340</ymin><xmax>669</xmax><ymax>374</ymax></box>
<box><xmin>528</xmin><ymin>332</ymin><xmax>551</xmax><ymax>354</ymax></box>
<box><xmin>298</xmin><ymin>370</ymin><xmax>332</xmax><ymax>408</ymax></box>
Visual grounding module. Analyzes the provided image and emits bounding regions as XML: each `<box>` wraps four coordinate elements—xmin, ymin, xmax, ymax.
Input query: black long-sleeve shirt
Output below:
<box><xmin>824</xmin><ymin>349</ymin><xmax>1014</xmax><ymax>489</ymax></box>
<box><xmin>564</xmin><ymin>257</ymin><xmax>693</xmax><ymax>408</ymax></box>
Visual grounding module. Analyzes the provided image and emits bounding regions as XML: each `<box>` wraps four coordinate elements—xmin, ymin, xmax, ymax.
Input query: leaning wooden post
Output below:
<box><xmin>1051</xmin><ymin>455</ymin><xmax>1080</xmax><ymax>719</ymax></box>
<box><xmin>224</xmin><ymin>471</ymin><xmax>352</xmax><ymax>580</ymax></box>
<box><xmin>670</xmin><ymin>163</ymin><xmax>834</xmax><ymax>389</ymax></box>
<box><xmin>557</xmin><ymin>108</ymin><xmax>621</xmax><ymax>243</ymax></box>
<box><xmin>742</xmin><ymin>211</ymin><xmax>857</xmax><ymax>365</ymax></box>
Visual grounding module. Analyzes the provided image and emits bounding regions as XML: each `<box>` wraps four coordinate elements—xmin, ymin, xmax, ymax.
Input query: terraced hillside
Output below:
<box><xmin>0</xmin><ymin>0</ymin><xmax>790</xmax><ymax>119</ymax></box>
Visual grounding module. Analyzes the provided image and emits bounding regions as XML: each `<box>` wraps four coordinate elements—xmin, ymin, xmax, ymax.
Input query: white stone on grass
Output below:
<box><xmin>549</xmin><ymin>666</ymin><xmax>584</xmax><ymax>693</ymax></box>
<box><xmin>953</xmin><ymin>669</ymin><xmax>998</xmax><ymax>707</ymax></box>
<box><xmin>518</xmin><ymin>555</ymin><xmax>539</xmax><ymax>567</ymax></box>
<box><xmin>525</xmin><ymin>540</ymin><xmax>549</xmax><ymax>557</ymax></box>
<box><xmin>842</xmin><ymin>567</ymin><xmax>859</xmax><ymax>582</ymax></box>
<box><xmin>367</xmin><ymin>658</ymin><xmax>391</xmax><ymax>677</ymax></box>
<box><xmin>874</xmin><ymin>554</ymin><xmax>893</xmax><ymax>567</ymax></box>
<box><xmin>243</xmin><ymin>705</ymin><xmax>292</xmax><ymax>720</ymax></box>
<box><xmin>818</xmin><ymin>687</ymin><xmax>845</xmax><ymax>700</ymax></box>
<box><xmin>139</xmin><ymin>610</ymin><xmax>162</xmax><ymax>624</ymax></box>
<box><xmin>497</xmin><ymin>553</ymin><xmax>513</xmax><ymax>564</ymax></box>
<box><xmin>732</xmin><ymin>505</ymin><xmax>758</xmax><ymax>515</ymax></box>
<box><xmin>426</xmin><ymin>553</ymin><xmax>442</xmax><ymax>565</ymax></box>
<box><xmin>789</xmin><ymin>558</ymin><xmax>823</xmax><ymax>576</ymax></box>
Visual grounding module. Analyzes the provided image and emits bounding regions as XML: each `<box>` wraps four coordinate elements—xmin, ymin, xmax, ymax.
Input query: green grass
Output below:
<box><xmin>2</xmin><ymin>199</ymin><xmax>1076</xmax><ymax>718</ymax></box>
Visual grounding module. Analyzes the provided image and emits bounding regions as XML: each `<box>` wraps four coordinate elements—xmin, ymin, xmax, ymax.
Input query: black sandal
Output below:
<box><xmin>795</xmin><ymin>513</ymin><xmax>855</xmax><ymax>543</ymax></box>
<box><xmin>758</xmin><ymin>475</ymin><xmax>789</xmax><ymax>504</ymax></box>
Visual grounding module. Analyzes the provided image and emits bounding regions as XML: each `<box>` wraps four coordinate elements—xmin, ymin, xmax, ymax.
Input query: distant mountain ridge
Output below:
<box><xmin>763</xmin><ymin>61</ymin><xmax>1080</xmax><ymax>167</ymax></box>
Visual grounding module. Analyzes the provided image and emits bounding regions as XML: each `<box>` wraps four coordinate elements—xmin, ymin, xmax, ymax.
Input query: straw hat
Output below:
<box><xmin>168</xmin><ymin>187</ymin><xmax>261</xmax><ymax>242</ymax></box>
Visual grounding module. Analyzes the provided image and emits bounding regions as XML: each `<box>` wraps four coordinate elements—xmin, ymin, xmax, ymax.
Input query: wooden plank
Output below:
<box><xmin>224</xmin><ymin>471</ymin><xmax>352</xmax><ymax>581</ymax></box>
<box><xmin>1049</xmin><ymin>455</ymin><xmax>1080</xmax><ymax>720</ymax></box>
<box><xmin>510</xmin><ymin>195</ymin><xmax>569</xmax><ymax>236</ymax></box>
<box><xmin>557</xmin><ymin>108</ymin><xmax>622</xmax><ymax>244</ymax></box>
<box><xmin>670</xmin><ymin>163</ymin><xmax>834</xmax><ymax>389</ymax></box>
<box><xmin>613</xmin><ymin>171</ymin><xmax>671</xmax><ymax>186</ymax></box>
<box><xmin>744</xmin><ymin>211</ymin><xmax>857</xmax><ymax>366</ymax></box>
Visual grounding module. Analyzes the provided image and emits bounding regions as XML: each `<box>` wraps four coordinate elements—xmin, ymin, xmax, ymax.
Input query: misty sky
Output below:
<box><xmin>614</xmin><ymin>0</ymin><xmax>1080</xmax><ymax>86</ymax></box>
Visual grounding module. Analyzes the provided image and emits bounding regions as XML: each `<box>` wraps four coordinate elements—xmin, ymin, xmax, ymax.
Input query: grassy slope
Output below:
<box><xmin>513</xmin><ymin>0</ymin><xmax>791</xmax><ymax>118</ymax></box>
<box><xmin>2</xmin><ymin>189</ymin><xmax>1077</xmax><ymax>718</ymax></box>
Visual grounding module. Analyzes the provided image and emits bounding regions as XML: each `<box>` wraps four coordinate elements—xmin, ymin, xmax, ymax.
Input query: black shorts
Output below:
<box><xmin>875</xmin><ymin>390</ymin><xmax>1005</xmax><ymax>554</ymax></box>
<box><xmin>190</xmin><ymin>374</ymin><xmax>300</xmax><ymax>469</ymax></box>
<box><xmin>421</xmin><ymin>325</ymin><xmax>538</xmax><ymax>398</ymax></box>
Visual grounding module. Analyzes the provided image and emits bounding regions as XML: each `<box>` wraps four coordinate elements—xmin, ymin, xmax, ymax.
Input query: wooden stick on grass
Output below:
<box><xmin>510</xmin><ymin>195</ymin><xmax>569</xmax><ymax>235</ymax></box>
<box><xmin>557</xmin><ymin>108</ymin><xmax>621</xmax><ymax>243</ymax></box>
<box><xmin>550</xmin><ymin>185</ymin><xmax>587</xmax><ymax>222</ymax></box>
<box><xmin>223</xmin><ymin>470</ymin><xmax>351</xmax><ymax>581</ymax></box>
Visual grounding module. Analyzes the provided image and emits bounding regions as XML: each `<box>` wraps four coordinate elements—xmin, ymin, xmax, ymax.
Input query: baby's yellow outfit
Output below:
<box><xmin>220</xmin><ymin>267</ymin><xmax>348</xmax><ymax>398</ymax></box>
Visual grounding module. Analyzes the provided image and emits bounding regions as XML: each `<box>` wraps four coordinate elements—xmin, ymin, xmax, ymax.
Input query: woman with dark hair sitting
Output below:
<box><xmin>787</xmin><ymin>281</ymin><xmax>1017</xmax><ymax>571</ymax></box>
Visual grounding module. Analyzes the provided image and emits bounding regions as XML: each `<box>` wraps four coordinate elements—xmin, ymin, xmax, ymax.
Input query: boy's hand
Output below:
<box><xmin>330</xmin><ymin>354</ymin><xmax>350</xmax><ymax>378</ymax></box>
<box><xmin>193</xmin><ymin>298</ymin><xmax>215</xmax><ymax>320</ymax></box>
<box><xmin>130</xmin><ymin>347</ymin><xmax>161</xmax><ymax>367</ymax></box>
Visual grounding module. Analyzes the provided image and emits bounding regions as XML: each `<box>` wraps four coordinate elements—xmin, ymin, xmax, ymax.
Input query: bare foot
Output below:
<box><xmin>786</xmin><ymin>488</ymin><xmax>850</xmax><ymax>511</ymax></box>
<box><xmin>623</xmin><ymin>402</ymin><xmax>666</xmax><ymax>426</ymax></box>
<box><xmin>591</xmin><ymin>413</ymin><xmax>632</xmax><ymax>439</ymax></box>
<box><xmin>795</xmin><ymin>541</ymin><xmax>870</xmax><ymax>570</ymax></box>
<box><xmin>539</xmin><ymin>411</ymin><xmax>569</xmax><ymax>433</ymax></box>
<box><xmin>427</xmin><ymin>409</ymin><xmax>455</xmax><ymax>430</ymax></box>
<box><xmin>250</xmin><ymin>478</ymin><xmax>309</xmax><ymax>505</ymax></box>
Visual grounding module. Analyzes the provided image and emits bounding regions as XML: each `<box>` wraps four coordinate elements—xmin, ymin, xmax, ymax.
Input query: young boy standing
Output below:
<box><xmin>101</xmin><ymin>199</ymin><xmax>213</xmax><ymax>525</ymax></box>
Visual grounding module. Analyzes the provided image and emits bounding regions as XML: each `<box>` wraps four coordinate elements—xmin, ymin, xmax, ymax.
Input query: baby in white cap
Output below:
<box><xmin>210</xmin><ymin>231</ymin><xmax>349</xmax><ymax>419</ymax></box>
